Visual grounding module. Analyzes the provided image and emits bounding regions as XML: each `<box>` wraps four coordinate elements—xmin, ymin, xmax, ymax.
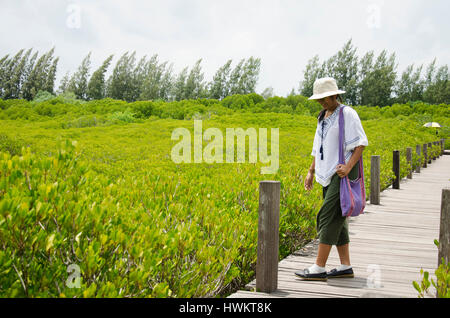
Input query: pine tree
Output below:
<box><xmin>20</xmin><ymin>51</ymin><xmax>38</xmax><ymax>100</ymax></box>
<box><xmin>67</xmin><ymin>52</ymin><xmax>91</xmax><ymax>100</ymax></box>
<box><xmin>423</xmin><ymin>64</ymin><xmax>449</xmax><ymax>104</ymax></box>
<box><xmin>87</xmin><ymin>55</ymin><xmax>113</xmax><ymax>100</ymax></box>
<box><xmin>359</xmin><ymin>50</ymin><xmax>397</xmax><ymax>106</ymax></box>
<box><xmin>159</xmin><ymin>62</ymin><xmax>174</xmax><ymax>101</ymax></box>
<box><xmin>172</xmin><ymin>66</ymin><xmax>188</xmax><ymax>101</ymax></box>
<box><xmin>139</xmin><ymin>54</ymin><xmax>166</xmax><ymax>101</ymax></box>
<box><xmin>299</xmin><ymin>55</ymin><xmax>324</xmax><ymax>98</ymax></box>
<box><xmin>209</xmin><ymin>59</ymin><xmax>232</xmax><ymax>100</ymax></box>
<box><xmin>328</xmin><ymin>39</ymin><xmax>359</xmax><ymax>105</ymax></box>
<box><xmin>0</xmin><ymin>54</ymin><xmax>10</xmax><ymax>98</ymax></box>
<box><xmin>107</xmin><ymin>51</ymin><xmax>137</xmax><ymax>102</ymax></box>
<box><xmin>2</xmin><ymin>49</ymin><xmax>24</xmax><ymax>99</ymax></box>
<box><xmin>8</xmin><ymin>49</ymin><xmax>34</xmax><ymax>99</ymax></box>
<box><xmin>44</xmin><ymin>56</ymin><xmax>59</xmax><ymax>95</ymax></box>
<box><xmin>240</xmin><ymin>57</ymin><xmax>261</xmax><ymax>94</ymax></box>
<box><xmin>229</xmin><ymin>59</ymin><xmax>245</xmax><ymax>95</ymax></box>
<box><xmin>57</xmin><ymin>71</ymin><xmax>71</xmax><ymax>95</ymax></box>
<box><xmin>184</xmin><ymin>59</ymin><xmax>205</xmax><ymax>99</ymax></box>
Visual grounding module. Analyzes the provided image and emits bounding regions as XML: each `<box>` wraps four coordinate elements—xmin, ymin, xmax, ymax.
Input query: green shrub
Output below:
<box><xmin>0</xmin><ymin>134</ymin><xmax>24</xmax><ymax>156</ymax></box>
<box><xmin>33</xmin><ymin>90</ymin><xmax>56</xmax><ymax>103</ymax></box>
<box><xmin>413</xmin><ymin>240</ymin><xmax>450</xmax><ymax>298</ymax></box>
<box><xmin>108</xmin><ymin>109</ymin><xmax>136</xmax><ymax>123</ymax></box>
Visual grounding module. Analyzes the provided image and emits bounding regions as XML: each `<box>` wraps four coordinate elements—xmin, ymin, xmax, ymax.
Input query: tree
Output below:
<box><xmin>209</xmin><ymin>59</ymin><xmax>232</xmax><ymax>100</ymax></box>
<box><xmin>2</xmin><ymin>49</ymin><xmax>25</xmax><ymax>99</ymax></box>
<box><xmin>67</xmin><ymin>52</ymin><xmax>91</xmax><ymax>100</ymax></box>
<box><xmin>21</xmin><ymin>47</ymin><xmax>57</xmax><ymax>100</ymax></box>
<box><xmin>328</xmin><ymin>39</ymin><xmax>359</xmax><ymax>105</ymax></box>
<box><xmin>107</xmin><ymin>51</ymin><xmax>137</xmax><ymax>102</ymax></box>
<box><xmin>184</xmin><ymin>59</ymin><xmax>206</xmax><ymax>99</ymax></box>
<box><xmin>229</xmin><ymin>59</ymin><xmax>246</xmax><ymax>95</ymax></box>
<box><xmin>58</xmin><ymin>71</ymin><xmax>70</xmax><ymax>95</ymax></box>
<box><xmin>0</xmin><ymin>54</ymin><xmax>9</xmax><ymax>97</ymax></box>
<box><xmin>423</xmin><ymin>64</ymin><xmax>450</xmax><ymax>104</ymax></box>
<box><xmin>395</xmin><ymin>64</ymin><xmax>424</xmax><ymax>103</ymax></box>
<box><xmin>44</xmin><ymin>57</ymin><xmax>59</xmax><ymax>95</ymax></box>
<box><xmin>87</xmin><ymin>55</ymin><xmax>113</xmax><ymax>100</ymax></box>
<box><xmin>159</xmin><ymin>62</ymin><xmax>174</xmax><ymax>101</ymax></box>
<box><xmin>358</xmin><ymin>50</ymin><xmax>397</xmax><ymax>106</ymax></box>
<box><xmin>261</xmin><ymin>87</ymin><xmax>274</xmax><ymax>99</ymax></box>
<box><xmin>299</xmin><ymin>55</ymin><xmax>324</xmax><ymax>98</ymax></box>
<box><xmin>20</xmin><ymin>51</ymin><xmax>38</xmax><ymax>99</ymax></box>
<box><xmin>239</xmin><ymin>57</ymin><xmax>261</xmax><ymax>94</ymax></box>
<box><xmin>133</xmin><ymin>55</ymin><xmax>148</xmax><ymax>100</ymax></box>
<box><xmin>139</xmin><ymin>54</ymin><xmax>164</xmax><ymax>101</ymax></box>
<box><xmin>172</xmin><ymin>66</ymin><xmax>188</xmax><ymax>101</ymax></box>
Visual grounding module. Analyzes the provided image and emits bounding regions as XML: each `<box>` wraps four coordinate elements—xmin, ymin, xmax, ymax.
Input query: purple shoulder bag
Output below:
<box><xmin>339</xmin><ymin>106</ymin><xmax>366</xmax><ymax>217</ymax></box>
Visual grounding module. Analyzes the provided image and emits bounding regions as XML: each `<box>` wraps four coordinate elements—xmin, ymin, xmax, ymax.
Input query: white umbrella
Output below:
<box><xmin>423</xmin><ymin>122</ymin><xmax>441</xmax><ymax>128</ymax></box>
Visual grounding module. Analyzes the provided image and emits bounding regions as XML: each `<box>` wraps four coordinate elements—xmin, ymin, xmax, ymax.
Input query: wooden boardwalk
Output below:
<box><xmin>229</xmin><ymin>154</ymin><xmax>450</xmax><ymax>298</ymax></box>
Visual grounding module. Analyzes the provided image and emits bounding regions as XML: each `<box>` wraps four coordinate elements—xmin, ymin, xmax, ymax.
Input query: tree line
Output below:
<box><xmin>0</xmin><ymin>48</ymin><xmax>261</xmax><ymax>102</ymax></box>
<box><xmin>0</xmin><ymin>41</ymin><xmax>448</xmax><ymax>106</ymax></box>
<box><xmin>298</xmin><ymin>39</ymin><xmax>449</xmax><ymax>106</ymax></box>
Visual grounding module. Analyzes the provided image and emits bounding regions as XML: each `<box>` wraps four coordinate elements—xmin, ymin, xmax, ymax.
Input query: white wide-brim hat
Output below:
<box><xmin>308</xmin><ymin>77</ymin><xmax>346</xmax><ymax>100</ymax></box>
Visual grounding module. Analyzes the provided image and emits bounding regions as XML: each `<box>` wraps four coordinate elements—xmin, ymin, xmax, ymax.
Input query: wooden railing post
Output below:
<box><xmin>415</xmin><ymin>145</ymin><xmax>421</xmax><ymax>173</ymax></box>
<box><xmin>433</xmin><ymin>142</ymin><xmax>437</xmax><ymax>160</ymax></box>
<box><xmin>393</xmin><ymin>150</ymin><xmax>400</xmax><ymax>189</ymax></box>
<box><xmin>370</xmin><ymin>155</ymin><xmax>380</xmax><ymax>205</ymax></box>
<box><xmin>441</xmin><ymin>139</ymin><xmax>444</xmax><ymax>155</ymax></box>
<box><xmin>428</xmin><ymin>142</ymin><xmax>432</xmax><ymax>163</ymax></box>
<box><xmin>423</xmin><ymin>144</ymin><xmax>428</xmax><ymax>168</ymax></box>
<box><xmin>438</xmin><ymin>188</ymin><xmax>449</xmax><ymax>267</ymax></box>
<box><xmin>406</xmin><ymin>147</ymin><xmax>412</xmax><ymax>179</ymax></box>
<box><xmin>256</xmin><ymin>180</ymin><xmax>280</xmax><ymax>293</ymax></box>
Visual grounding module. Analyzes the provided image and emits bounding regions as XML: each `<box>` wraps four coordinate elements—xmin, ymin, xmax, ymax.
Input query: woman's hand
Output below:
<box><xmin>304</xmin><ymin>170</ymin><xmax>314</xmax><ymax>191</ymax></box>
<box><xmin>336</xmin><ymin>164</ymin><xmax>351</xmax><ymax>178</ymax></box>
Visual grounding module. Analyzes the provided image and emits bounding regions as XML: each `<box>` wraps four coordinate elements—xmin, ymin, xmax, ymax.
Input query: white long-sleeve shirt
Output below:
<box><xmin>311</xmin><ymin>104</ymin><xmax>369</xmax><ymax>187</ymax></box>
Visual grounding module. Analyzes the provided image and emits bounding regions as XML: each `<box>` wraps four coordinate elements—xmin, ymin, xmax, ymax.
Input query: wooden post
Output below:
<box><xmin>423</xmin><ymin>144</ymin><xmax>427</xmax><ymax>168</ymax></box>
<box><xmin>433</xmin><ymin>142</ymin><xmax>437</xmax><ymax>160</ymax></box>
<box><xmin>393</xmin><ymin>150</ymin><xmax>400</xmax><ymax>190</ymax></box>
<box><xmin>441</xmin><ymin>139</ymin><xmax>445</xmax><ymax>155</ymax></box>
<box><xmin>438</xmin><ymin>188</ymin><xmax>449</xmax><ymax>268</ymax></box>
<box><xmin>370</xmin><ymin>156</ymin><xmax>380</xmax><ymax>205</ymax></box>
<box><xmin>256</xmin><ymin>180</ymin><xmax>280</xmax><ymax>293</ymax></box>
<box><xmin>415</xmin><ymin>145</ymin><xmax>421</xmax><ymax>173</ymax></box>
<box><xmin>436</xmin><ymin>141</ymin><xmax>440</xmax><ymax>158</ymax></box>
<box><xmin>428</xmin><ymin>142</ymin><xmax>432</xmax><ymax>163</ymax></box>
<box><xmin>406</xmin><ymin>147</ymin><xmax>412</xmax><ymax>179</ymax></box>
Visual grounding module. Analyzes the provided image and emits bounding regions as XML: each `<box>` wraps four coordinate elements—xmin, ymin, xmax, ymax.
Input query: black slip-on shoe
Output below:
<box><xmin>327</xmin><ymin>267</ymin><xmax>354</xmax><ymax>278</ymax></box>
<box><xmin>294</xmin><ymin>269</ymin><xmax>327</xmax><ymax>281</ymax></box>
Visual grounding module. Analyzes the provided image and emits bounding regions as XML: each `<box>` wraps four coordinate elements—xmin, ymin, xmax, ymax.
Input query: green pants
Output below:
<box><xmin>316</xmin><ymin>161</ymin><xmax>360</xmax><ymax>246</ymax></box>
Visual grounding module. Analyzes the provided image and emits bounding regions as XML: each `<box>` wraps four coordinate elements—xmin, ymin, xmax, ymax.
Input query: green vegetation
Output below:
<box><xmin>0</xmin><ymin>95</ymin><xmax>447</xmax><ymax>297</ymax></box>
<box><xmin>413</xmin><ymin>240</ymin><xmax>450</xmax><ymax>298</ymax></box>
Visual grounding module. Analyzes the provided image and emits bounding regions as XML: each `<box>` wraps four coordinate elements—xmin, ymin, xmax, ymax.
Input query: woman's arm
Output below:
<box><xmin>309</xmin><ymin>157</ymin><xmax>315</xmax><ymax>174</ymax></box>
<box><xmin>336</xmin><ymin>145</ymin><xmax>365</xmax><ymax>178</ymax></box>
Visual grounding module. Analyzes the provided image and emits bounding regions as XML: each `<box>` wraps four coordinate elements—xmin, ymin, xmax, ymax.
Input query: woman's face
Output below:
<box><xmin>317</xmin><ymin>95</ymin><xmax>337</xmax><ymax>110</ymax></box>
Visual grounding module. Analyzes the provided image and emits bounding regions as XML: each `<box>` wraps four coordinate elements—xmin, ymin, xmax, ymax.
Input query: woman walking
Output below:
<box><xmin>295</xmin><ymin>77</ymin><xmax>368</xmax><ymax>281</ymax></box>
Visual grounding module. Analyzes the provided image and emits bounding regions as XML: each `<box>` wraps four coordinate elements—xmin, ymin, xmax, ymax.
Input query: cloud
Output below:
<box><xmin>0</xmin><ymin>0</ymin><xmax>449</xmax><ymax>96</ymax></box>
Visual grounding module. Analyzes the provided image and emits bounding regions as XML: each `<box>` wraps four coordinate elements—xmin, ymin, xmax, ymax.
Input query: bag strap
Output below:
<box><xmin>339</xmin><ymin>105</ymin><xmax>365</xmax><ymax>183</ymax></box>
<box><xmin>338</xmin><ymin>105</ymin><xmax>346</xmax><ymax>165</ymax></box>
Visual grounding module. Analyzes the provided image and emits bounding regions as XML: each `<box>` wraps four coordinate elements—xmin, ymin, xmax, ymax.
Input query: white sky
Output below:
<box><xmin>1</xmin><ymin>0</ymin><xmax>449</xmax><ymax>97</ymax></box>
